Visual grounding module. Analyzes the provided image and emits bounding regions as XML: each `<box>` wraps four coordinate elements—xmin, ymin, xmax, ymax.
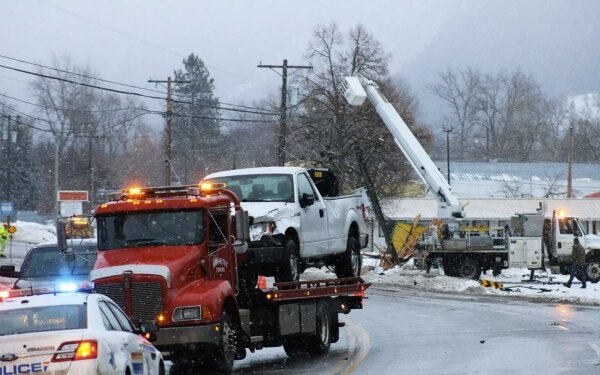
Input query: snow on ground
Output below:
<box><xmin>302</xmin><ymin>255</ymin><xmax>600</xmax><ymax>306</ymax></box>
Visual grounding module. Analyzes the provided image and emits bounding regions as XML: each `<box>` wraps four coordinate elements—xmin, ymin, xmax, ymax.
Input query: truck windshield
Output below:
<box><xmin>97</xmin><ymin>209</ymin><xmax>204</xmax><ymax>250</ymax></box>
<box><xmin>209</xmin><ymin>174</ymin><xmax>294</xmax><ymax>203</ymax></box>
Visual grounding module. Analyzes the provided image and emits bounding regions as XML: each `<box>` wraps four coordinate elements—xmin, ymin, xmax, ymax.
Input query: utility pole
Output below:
<box><xmin>566</xmin><ymin>123</ymin><xmax>574</xmax><ymax>198</ymax></box>
<box><xmin>148</xmin><ymin>77</ymin><xmax>190</xmax><ymax>186</ymax></box>
<box><xmin>258</xmin><ymin>59</ymin><xmax>312</xmax><ymax>166</ymax></box>
<box><xmin>442</xmin><ymin>125</ymin><xmax>453</xmax><ymax>185</ymax></box>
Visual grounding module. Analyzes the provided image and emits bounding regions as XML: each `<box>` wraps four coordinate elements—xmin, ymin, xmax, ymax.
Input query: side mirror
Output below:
<box><xmin>139</xmin><ymin>321</ymin><xmax>159</xmax><ymax>342</ymax></box>
<box><xmin>235</xmin><ymin>210</ymin><xmax>250</xmax><ymax>242</ymax></box>
<box><xmin>0</xmin><ymin>265</ymin><xmax>19</xmax><ymax>278</ymax></box>
<box><xmin>299</xmin><ymin>193</ymin><xmax>315</xmax><ymax>208</ymax></box>
<box><xmin>56</xmin><ymin>219</ymin><xmax>68</xmax><ymax>253</ymax></box>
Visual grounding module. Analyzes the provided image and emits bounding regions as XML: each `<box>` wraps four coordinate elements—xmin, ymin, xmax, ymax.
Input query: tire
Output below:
<box><xmin>283</xmin><ymin>301</ymin><xmax>332</xmax><ymax>358</ymax></box>
<box><xmin>335</xmin><ymin>236</ymin><xmax>361</xmax><ymax>278</ymax></box>
<box><xmin>204</xmin><ymin>310</ymin><xmax>236</xmax><ymax>374</ymax></box>
<box><xmin>586</xmin><ymin>261</ymin><xmax>600</xmax><ymax>283</ymax></box>
<box><xmin>275</xmin><ymin>238</ymin><xmax>300</xmax><ymax>282</ymax></box>
<box><xmin>457</xmin><ymin>258</ymin><xmax>481</xmax><ymax>280</ymax></box>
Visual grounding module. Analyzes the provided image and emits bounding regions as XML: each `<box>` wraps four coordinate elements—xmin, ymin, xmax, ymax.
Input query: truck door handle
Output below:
<box><xmin>319</xmin><ymin>209</ymin><xmax>324</xmax><ymax>218</ymax></box>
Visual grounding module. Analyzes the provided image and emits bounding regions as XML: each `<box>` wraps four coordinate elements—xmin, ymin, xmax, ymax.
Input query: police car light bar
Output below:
<box><xmin>0</xmin><ymin>282</ymin><xmax>94</xmax><ymax>301</ymax></box>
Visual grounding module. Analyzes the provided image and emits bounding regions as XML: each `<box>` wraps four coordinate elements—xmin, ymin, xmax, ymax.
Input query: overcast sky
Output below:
<box><xmin>2</xmin><ymin>1</ymin><xmax>598</xmax><ymax>129</ymax></box>
<box><xmin>0</xmin><ymin>1</ymin><xmax>453</xmax><ymax>113</ymax></box>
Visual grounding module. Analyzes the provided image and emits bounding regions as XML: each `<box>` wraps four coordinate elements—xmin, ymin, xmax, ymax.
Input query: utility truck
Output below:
<box><xmin>341</xmin><ymin>76</ymin><xmax>509</xmax><ymax>279</ymax></box>
<box><xmin>202</xmin><ymin>167</ymin><xmax>369</xmax><ymax>282</ymax></box>
<box><xmin>58</xmin><ymin>183</ymin><xmax>370</xmax><ymax>373</ymax></box>
<box><xmin>509</xmin><ymin>207</ymin><xmax>600</xmax><ymax>282</ymax></box>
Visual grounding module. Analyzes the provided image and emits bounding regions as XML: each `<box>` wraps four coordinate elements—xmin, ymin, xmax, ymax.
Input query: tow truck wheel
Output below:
<box><xmin>586</xmin><ymin>261</ymin><xmax>600</xmax><ymax>283</ymax></box>
<box><xmin>275</xmin><ymin>237</ymin><xmax>300</xmax><ymax>282</ymax></box>
<box><xmin>335</xmin><ymin>236</ymin><xmax>361</xmax><ymax>278</ymax></box>
<box><xmin>205</xmin><ymin>310</ymin><xmax>236</xmax><ymax>374</ymax></box>
<box><xmin>283</xmin><ymin>301</ymin><xmax>332</xmax><ymax>358</ymax></box>
<box><xmin>457</xmin><ymin>258</ymin><xmax>481</xmax><ymax>280</ymax></box>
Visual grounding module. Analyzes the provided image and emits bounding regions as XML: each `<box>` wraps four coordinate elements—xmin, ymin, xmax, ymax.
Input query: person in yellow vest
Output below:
<box><xmin>0</xmin><ymin>224</ymin><xmax>9</xmax><ymax>258</ymax></box>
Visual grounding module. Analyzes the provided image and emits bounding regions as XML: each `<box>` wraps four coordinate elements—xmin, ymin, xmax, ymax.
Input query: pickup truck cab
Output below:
<box><xmin>202</xmin><ymin>167</ymin><xmax>368</xmax><ymax>281</ymax></box>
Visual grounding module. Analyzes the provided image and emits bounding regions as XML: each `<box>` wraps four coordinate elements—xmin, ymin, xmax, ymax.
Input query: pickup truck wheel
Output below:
<box><xmin>335</xmin><ymin>236</ymin><xmax>361</xmax><ymax>278</ymax></box>
<box><xmin>586</xmin><ymin>261</ymin><xmax>600</xmax><ymax>283</ymax></box>
<box><xmin>275</xmin><ymin>238</ymin><xmax>300</xmax><ymax>282</ymax></box>
<box><xmin>457</xmin><ymin>258</ymin><xmax>481</xmax><ymax>280</ymax></box>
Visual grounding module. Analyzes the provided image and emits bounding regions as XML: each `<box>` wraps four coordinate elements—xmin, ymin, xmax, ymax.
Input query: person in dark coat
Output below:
<box><xmin>564</xmin><ymin>237</ymin><xmax>587</xmax><ymax>288</ymax></box>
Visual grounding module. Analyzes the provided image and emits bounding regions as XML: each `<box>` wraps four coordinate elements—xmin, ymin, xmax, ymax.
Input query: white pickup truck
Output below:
<box><xmin>202</xmin><ymin>167</ymin><xmax>369</xmax><ymax>282</ymax></box>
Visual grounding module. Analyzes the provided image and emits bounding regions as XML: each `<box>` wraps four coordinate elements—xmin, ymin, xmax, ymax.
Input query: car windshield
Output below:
<box><xmin>0</xmin><ymin>305</ymin><xmax>86</xmax><ymax>336</ymax></box>
<box><xmin>208</xmin><ymin>174</ymin><xmax>294</xmax><ymax>203</ymax></box>
<box><xmin>20</xmin><ymin>246</ymin><xmax>97</xmax><ymax>278</ymax></box>
<box><xmin>97</xmin><ymin>209</ymin><xmax>204</xmax><ymax>250</ymax></box>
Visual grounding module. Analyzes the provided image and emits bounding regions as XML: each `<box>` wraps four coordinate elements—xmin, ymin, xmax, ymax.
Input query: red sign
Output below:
<box><xmin>58</xmin><ymin>191</ymin><xmax>89</xmax><ymax>202</ymax></box>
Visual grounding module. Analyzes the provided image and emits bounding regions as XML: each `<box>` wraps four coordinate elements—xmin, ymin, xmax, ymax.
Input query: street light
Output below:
<box><xmin>442</xmin><ymin>125</ymin><xmax>453</xmax><ymax>185</ymax></box>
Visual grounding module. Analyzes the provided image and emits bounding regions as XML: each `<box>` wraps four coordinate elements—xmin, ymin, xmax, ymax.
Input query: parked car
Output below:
<box><xmin>0</xmin><ymin>290</ymin><xmax>164</xmax><ymax>374</ymax></box>
<box><xmin>0</xmin><ymin>239</ymin><xmax>97</xmax><ymax>290</ymax></box>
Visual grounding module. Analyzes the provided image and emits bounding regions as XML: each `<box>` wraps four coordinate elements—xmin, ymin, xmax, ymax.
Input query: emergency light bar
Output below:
<box><xmin>0</xmin><ymin>282</ymin><xmax>94</xmax><ymax>301</ymax></box>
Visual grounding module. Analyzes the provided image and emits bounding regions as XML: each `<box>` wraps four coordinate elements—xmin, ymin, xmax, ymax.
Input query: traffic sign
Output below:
<box><xmin>0</xmin><ymin>202</ymin><xmax>13</xmax><ymax>215</ymax></box>
<box><xmin>58</xmin><ymin>191</ymin><xmax>89</xmax><ymax>202</ymax></box>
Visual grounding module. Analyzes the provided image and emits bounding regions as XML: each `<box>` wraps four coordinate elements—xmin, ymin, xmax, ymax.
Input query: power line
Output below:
<box><xmin>0</xmin><ymin>63</ymin><xmax>279</xmax><ymax>116</ymax></box>
<box><xmin>0</xmin><ymin>54</ymin><xmax>279</xmax><ymax>114</ymax></box>
<box><xmin>0</xmin><ymin>102</ymin><xmax>151</xmax><ymax>134</ymax></box>
<box><xmin>0</xmin><ymin>93</ymin><xmax>146</xmax><ymax>113</ymax></box>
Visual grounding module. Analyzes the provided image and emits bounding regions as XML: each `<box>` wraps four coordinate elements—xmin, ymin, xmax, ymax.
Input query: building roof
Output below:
<box><xmin>584</xmin><ymin>191</ymin><xmax>600</xmax><ymax>198</ymax></box>
<box><xmin>383</xmin><ymin>198</ymin><xmax>600</xmax><ymax>220</ymax></box>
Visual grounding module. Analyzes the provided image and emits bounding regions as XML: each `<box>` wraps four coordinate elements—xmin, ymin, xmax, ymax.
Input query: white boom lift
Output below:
<box><xmin>341</xmin><ymin>76</ymin><xmax>463</xmax><ymax>220</ymax></box>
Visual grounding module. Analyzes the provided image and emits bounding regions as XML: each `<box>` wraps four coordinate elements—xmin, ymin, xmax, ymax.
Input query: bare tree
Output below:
<box><xmin>31</xmin><ymin>56</ymin><xmax>146</xmax><ymax>213</ymax></box>
<box><xmin>289</xmin><ymin>23</ymin><xmax>428</xmax><ymax>256</ymax></box>
<box><xmin>430</xmin><ymin>67</ymin><xmax>480</xmax><ymax>159</ymax></box>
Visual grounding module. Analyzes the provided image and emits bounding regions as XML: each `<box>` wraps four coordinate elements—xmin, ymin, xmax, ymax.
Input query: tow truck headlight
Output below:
<box><xmin>173</xmin><ymin>306</ymin><xmax>202</xmax><ymax>321</ymax></box>
<box><xmin>249</xmin><ymin>222</ymin><xmax>276</xmax><ymax>242</ymax></box>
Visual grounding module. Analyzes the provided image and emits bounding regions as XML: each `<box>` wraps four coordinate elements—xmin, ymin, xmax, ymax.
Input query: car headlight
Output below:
<box><xmin>249</xmin><ymin>222</ymin><xmax>276</xmax><ymax>242</ymax></box>
<box><xmin>172</xmin><ymin>306</ymin><xmax>202</xmax><ymax>321</ymax></box>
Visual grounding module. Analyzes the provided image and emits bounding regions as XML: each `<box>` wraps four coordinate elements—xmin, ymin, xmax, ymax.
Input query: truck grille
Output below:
<box><xmin>95</xmin><ymin>282</ymin><xmax>164</xmax><ymax>323</ymax></box>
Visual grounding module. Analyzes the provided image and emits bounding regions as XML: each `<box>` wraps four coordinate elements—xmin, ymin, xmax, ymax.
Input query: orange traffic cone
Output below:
<box><xmin>257</xmin><ymin>275</ymin><xmax>268</xmax><ymax>289</ymax></box>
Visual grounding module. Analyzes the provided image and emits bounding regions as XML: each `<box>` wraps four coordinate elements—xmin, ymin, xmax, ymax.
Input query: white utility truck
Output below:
<box><xmin>509</xmin><ymin>207</ymin><xmax>600</xmax><ymax>282</ymax></box>
<box><xmin>341</xmin><ymin>76</ymin><xmax>509</xmax><ymax>279</ymax></box>
<box><xmin>202</xmin><ymin>167</ymin><xmax>369</xmax><ymax>282</ymax></box>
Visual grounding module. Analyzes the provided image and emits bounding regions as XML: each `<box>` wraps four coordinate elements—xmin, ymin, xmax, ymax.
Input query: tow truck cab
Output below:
<box><xmin>89</xmin><ymin>185</ymin><xmax>248</xmax><ymax>351</ymax></box>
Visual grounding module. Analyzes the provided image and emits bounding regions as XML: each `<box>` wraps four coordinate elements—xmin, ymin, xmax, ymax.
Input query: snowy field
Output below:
<box><xmin>2</xmin><ymin>221</ymin><xmax>598</xmax><ymax>307</ymax></box>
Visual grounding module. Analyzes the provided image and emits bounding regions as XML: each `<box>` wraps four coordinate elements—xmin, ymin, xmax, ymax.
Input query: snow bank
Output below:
<box><xmin>10</xmin><ymin>220</ymin><xmax>56</xmax><ymax>244</ymax></box>
<box><xmin>302</xmin><ymin>256</ymin><xmax>600</xmax><ymax>306</ymax></box>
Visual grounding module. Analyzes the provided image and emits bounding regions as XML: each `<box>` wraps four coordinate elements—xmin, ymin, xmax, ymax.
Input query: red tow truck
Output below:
<box><xmin>60</xmin><ymin>183</ymin><xmax>369</xmax><ymax>373</ymax></box>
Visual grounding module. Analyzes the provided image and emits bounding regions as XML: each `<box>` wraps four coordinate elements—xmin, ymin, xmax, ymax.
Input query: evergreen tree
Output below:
<box><xmin>172</xmin><ymin>53</ymin><xmax>222</xmax><ymax>183</ymax></box>
<box><xmin>0</xmin><ymin>114</ymin><xmax>39</xmax><ymax>211</ymax></box>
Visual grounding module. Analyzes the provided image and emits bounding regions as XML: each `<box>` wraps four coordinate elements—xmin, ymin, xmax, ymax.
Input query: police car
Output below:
<box><xmin>0</xmin><ymin>288</ymin><xmax>165</xmax><ymax>374</ymax></box>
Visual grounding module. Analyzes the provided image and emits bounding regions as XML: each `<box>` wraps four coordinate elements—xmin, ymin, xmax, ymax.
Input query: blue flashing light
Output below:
<box><xmin>56</xmin><ymin>282</ymin><xmax>78</xmax><ymax>293</ymax></box>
